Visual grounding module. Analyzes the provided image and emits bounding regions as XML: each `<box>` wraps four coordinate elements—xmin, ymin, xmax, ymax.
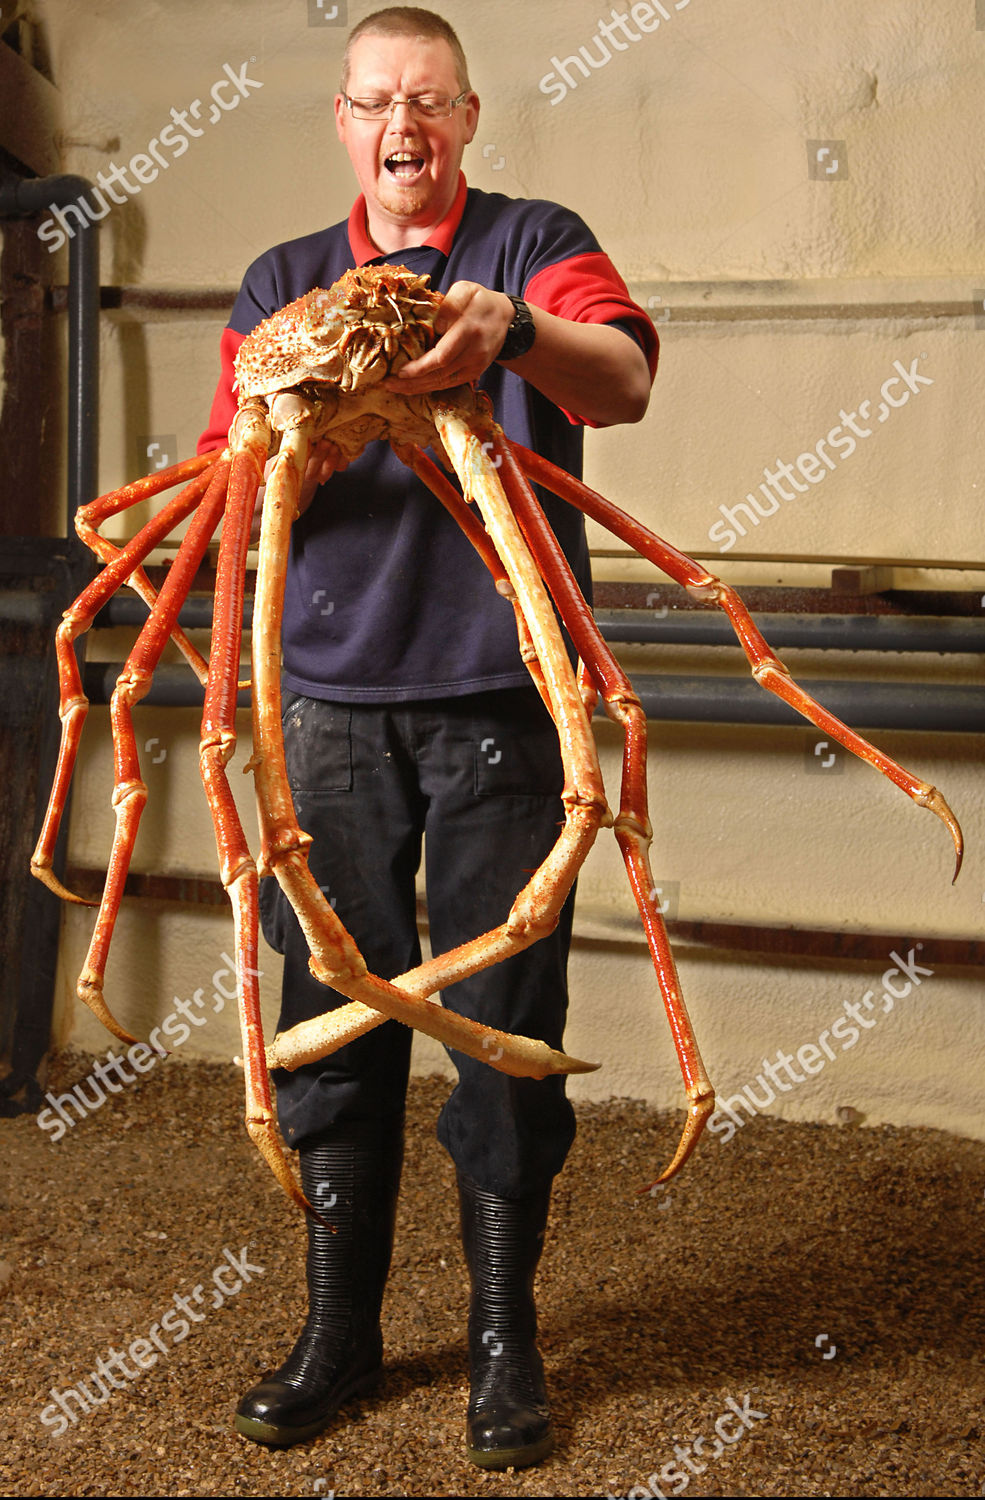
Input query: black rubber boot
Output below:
<box><xmin>457</xmin><ymin>1172</ymin><xmax>555</xmax><ymax>1470</ymax></box>
<box><xmin>235</xmin><ymin>1119</ymin><xmax>403</xmax><ymax>1447</ymax></box>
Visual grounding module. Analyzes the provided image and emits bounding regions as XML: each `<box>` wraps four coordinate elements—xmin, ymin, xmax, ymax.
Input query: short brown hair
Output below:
<box><xmin>341</xmin><ymin>7</ymin><xmax>471</xmax><ymax>93</ymax></box>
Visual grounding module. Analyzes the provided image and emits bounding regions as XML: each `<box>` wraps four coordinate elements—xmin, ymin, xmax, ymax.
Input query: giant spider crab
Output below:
<box><xmin>33</xmin><ymin>265</ymin><xmax>963</xmax><ymax>1215</ymax></box>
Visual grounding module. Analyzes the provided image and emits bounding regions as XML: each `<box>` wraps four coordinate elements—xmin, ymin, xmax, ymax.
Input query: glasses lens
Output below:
<box><xmin>412</xmin><ymin>96</ymin><xmax>452</xmax><ymax>117</ymax></box>
<box><xmin>348</xmin><ymin>95</ymin><xmax>454</xmax><ymax>119</ymax></box>
<box><xmin>350</xmin><ymin>98</ymin><xmax>390</xmax><ymax>119</ymax></box>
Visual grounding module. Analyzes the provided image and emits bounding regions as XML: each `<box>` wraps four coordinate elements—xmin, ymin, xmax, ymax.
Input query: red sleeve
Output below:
<box><xmin>197</xmin><ymin>327</ymin><xmax>246</xmax><ymax>453</ymax></box>
<box><xmin>524</xmin><ymin>251</ymin><xmax>659</xmax><ymax>428</ymax></box>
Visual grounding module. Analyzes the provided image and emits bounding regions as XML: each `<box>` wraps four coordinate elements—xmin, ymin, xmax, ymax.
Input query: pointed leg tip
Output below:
<box><xmin>950</xmin><ymin>823</ymin><xmax>964</xmax><ymax>884</ymax></box>
<box><xmin>492</xmin><ymin>1039</ymin><xmax>601</xmax><ymax>1080</ymax></box>
<box><xmin>918</xmin><ymin>788</ymin><xmax>963</xmax><ymax>881</ymax></box>
<box><xmin>636</xmin><ymin>1091</ymin><xmax>715</xmax><ymax>1196</ymax></box>
<box><xmin>534</xmin><ymin>1044</ymin><xmax>599</xmax><ymax>1077</ymax></box>
<box><xmin>246</xmin><ymin>1120</ymin><xmax>309</xmax><ymax>1218</ymax></box>
<box><xmin>31</xmin><ymin>863</ymin><xmax>98</xmax><ymax>907</ymax></box>
<box><xmin>305</xmin><ymin>1203</ymin><xmax>339</xmax><ymax>1234</ymax></box>
<box><xmin>76</xmin><ymin>980</ymin><xmax>139</xmax><ymax>1045</ymax></box>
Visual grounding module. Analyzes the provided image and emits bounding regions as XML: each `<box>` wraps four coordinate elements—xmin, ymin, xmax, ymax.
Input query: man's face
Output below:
<box><xmin>335</xmin><ymin>33</ymin><xmax>478</xmax><ymax>231</ymax></box>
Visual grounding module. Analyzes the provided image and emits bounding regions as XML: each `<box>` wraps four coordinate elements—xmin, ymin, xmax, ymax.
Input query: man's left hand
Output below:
<box><xmin>382</xmin><ymin>280</ymin><xmax>515</xmax><ymax>394</ymax></box>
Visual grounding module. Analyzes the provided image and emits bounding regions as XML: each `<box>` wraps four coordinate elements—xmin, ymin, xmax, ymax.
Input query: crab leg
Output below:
<box><xmin>72</xmin><ymin>456</ymin><xmax>233</xmax><ymax>1042</ymax></box>
<box><xmin>396</xmin><ymin>443</ymin><xmax>554</xmax><ymax>712</ymax></box>
<box><xmin>511</xmin><ymin>441</ymin><xmax>963</xmax><ymax>881</ymax></box>
<box><xmin>75</xmin><ymin>451</ymin><xmax>223</xmax><ymax>686</ymax></box>
<box><xmin>265</xmin><ymin>441</ymin><xmax>570</xmax><ymax>1073</ymax></box>
<box><xmin>191</xmin><ymin>403</ymin><xmax>310</xmax><ymax>1214</ymax></box>
<box><xmin>274</xmin><ymin>431</ymin><xmax>717</xmax><ymax>1182</ymax></box>
<box><xmin>32</xmin><ymin>458</ymin><xmax>223</xmax><ymax>904</ymax></box>
<box><xmin>254</xmin><ymin>401</ymin><xmax>596</xmax><ymax>1082</ymax></box>
<box><xmin>398</xmin><ymin>408</ymin><xmax>611</xmax><ymax>998</ymax></box>
<box><xmin>493</xmin><ymin>433</ymin><xmax>714</xmax><ymax>1186</ymax></box>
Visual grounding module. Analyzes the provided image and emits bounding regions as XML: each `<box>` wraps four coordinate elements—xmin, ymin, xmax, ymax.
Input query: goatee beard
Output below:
<box><xmin>376</xmin><ymin>180</ymin><xmax>431</xmax><ymax>218</ymax></box>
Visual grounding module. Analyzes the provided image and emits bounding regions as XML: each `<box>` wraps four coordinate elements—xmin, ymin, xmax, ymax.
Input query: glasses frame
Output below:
<box><xmin>341</xmin><ymin>89</ymin><xmax>470</xmax><ymax>122</ymax></box>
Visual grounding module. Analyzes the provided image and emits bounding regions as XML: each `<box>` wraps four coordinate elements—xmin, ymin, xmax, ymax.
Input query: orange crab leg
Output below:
<box><xmin>73</xmin><ymin>456</ymin><xmax>233</xmax><ymax>1042</ymax></box>
<box><xmin>194</xmin><ymin>402</ymin><xmax>309</xmax><ymax>1214</ymax></box>
<box><xmin>396</xmin><ymin>443</ymin><xmax>554</xmax><ymax>711</ymax></box>
<box><xmin>75</xmin><ymin>451</ymin><xmax>222</xmax><ymax>687</ymax></box>
<box><xmin>257</xmin><ymin>403</ymin><xmax>598</xmax><ymax>1084</ymax></box>
<box><xmin>265</xmin><ymin>438</ymin><xmax>567</xmax><ymax>1073</ymax></box>
<box><xmin>510</xmin><ymin>440</ymin><xmax>963</xmax><ymax>881</ymax></box>
<box><xmin>32</xmin><ymin>459</ymin><xmax>224</xmax><ymax>904</ymax></box>
<box><xmin>493</xmin><ymin>432</ymin><xmax>714</xmax><ymax>1187</ymax></box>
<box><xmin>409</xmin><ymin>405</ymin><xmax>611</xmax><ymax>991</ymax></box>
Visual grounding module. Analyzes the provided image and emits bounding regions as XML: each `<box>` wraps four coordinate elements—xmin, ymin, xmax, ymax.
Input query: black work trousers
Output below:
<box><xmin>260</xmin><ymin>685</ymin><xmax>578</xmax><ymax>1198</ymax></box>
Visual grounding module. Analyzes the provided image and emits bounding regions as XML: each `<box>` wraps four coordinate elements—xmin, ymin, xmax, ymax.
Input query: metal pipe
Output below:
<box><xmin>84</xmin><ymin>663</ymin><xmax>250</xmax><ymax>709</ymax></box>
<box><xmin>96</xmin><ymin>595</ymin><xmax>250</xmax><ymax>631</ymax></box>
<box><xmin>0</xmin><ymin>591</ymin><xmax>51</xmax><ymax>626</ymax></box>
<box><xmin>91</xmin><ymin>597</ymin><xmax>985</xmax><ymax>657</ymax></box>
<box><xmin>628</xmin><ymin>676</ymin><xmax>984</xmax><ymax>733</ymax></box>
<box><xmin>594</xmin><ymin>608</ymin><xmax>985</xmax><ymax>655</ymax></box>
<box><xmin>0</xmin><ymin>172</ymin><xmax>100</xmax><ymax>521</ymax></box>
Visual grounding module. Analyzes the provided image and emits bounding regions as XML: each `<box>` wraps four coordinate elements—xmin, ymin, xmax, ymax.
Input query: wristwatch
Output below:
<box><xmin>496</xmin><ymin>295</ymin><xmax>536</xmax><ymax>362</ymax></box>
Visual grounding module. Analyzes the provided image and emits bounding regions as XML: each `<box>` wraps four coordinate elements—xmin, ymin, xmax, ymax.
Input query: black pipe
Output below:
<box><xmin>0</xmin><ymin>591</ymin><xmax>50</xmax><ymax>626</ymax></box>
<box><xmin>80</xmin><ymin>661</ymin><xmax>983</xmax><ymax>732</ymax></box>
<box><xmin>628</xmin><ymin>676</ymin><xmax>984</xmax><ymax>732</ymax></box>
<box><xmin>96</xmin><ymin>595</ymin><xmax>246</xmax><ymax>632</ymax></box>
<box><xmin>91</xmin><ymin>597</ymin><xmax>985</xmax><ymax>655</ymax></box>
<box><xmin>594</xmin><ymin>608</ymin><xmax>985</xmax><ymax>655</ymax></box>
<box><xmin>0</xmin><ymin>172</ymin><xmax>100</xmax><ymax>520</ymax></box>
<box><xmin>83</xmin><ymin>663</ymin><xmax>251</xmax><ymax>709</ymax></box>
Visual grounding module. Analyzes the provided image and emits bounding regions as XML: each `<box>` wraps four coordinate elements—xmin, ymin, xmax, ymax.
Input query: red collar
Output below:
<box><xmin>347</xmin><ymin>171</ymin><xmax>469</xmax><ymax>264</ymax></box>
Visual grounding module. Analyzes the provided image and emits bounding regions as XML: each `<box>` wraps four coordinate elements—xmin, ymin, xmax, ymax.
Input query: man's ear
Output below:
<box><xmin>462</xmin><ymin>92</ymin><xmax>480</xmax><ymax>146</ymax></box>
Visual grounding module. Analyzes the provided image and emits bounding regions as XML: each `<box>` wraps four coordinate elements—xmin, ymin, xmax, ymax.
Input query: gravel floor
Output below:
<box><xmin>4</xmin><ymin>1052</ymin><xmax>985</xmax><ymax>1497</ymax></box>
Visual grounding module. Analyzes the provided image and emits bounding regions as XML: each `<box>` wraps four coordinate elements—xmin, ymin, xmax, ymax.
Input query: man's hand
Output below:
<box><xmin>250</xmin><ymin>437</ymin><xmax>348</xmax><ymax>543</ymax></box>
<box><xmin>383</xmin><ymin>281</ymin><xmax>514</xmax><ymax>394</ymax></box>
<box><xmin>382</xmin><ymin>278</ymin><xmax>653</xmax><ymax>427</ymax></box>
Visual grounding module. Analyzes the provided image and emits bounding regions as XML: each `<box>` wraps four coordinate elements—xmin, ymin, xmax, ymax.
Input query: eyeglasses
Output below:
<box><xmin>342</xmin><ymin>90</ymin><xmax>469</xmax><ymax>121</ymax></box>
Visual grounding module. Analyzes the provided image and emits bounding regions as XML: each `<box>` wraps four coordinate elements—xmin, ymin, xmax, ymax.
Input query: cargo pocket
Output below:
<box><xmin>282</xmin><ymin>695</ymin><xmax>353</xmax><ymax>798</ymax></box>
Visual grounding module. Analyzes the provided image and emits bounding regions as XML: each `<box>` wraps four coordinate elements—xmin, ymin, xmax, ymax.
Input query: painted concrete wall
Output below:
<box><xmin>9</xmin><ymin>0</ymin><xmax>983</xmax><ymax>1146</ymax></box>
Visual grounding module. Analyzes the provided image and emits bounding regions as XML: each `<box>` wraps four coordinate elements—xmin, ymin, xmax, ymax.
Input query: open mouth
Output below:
<box><xmin>384</xmin><ymin>151</ymin><xmax>426</xmax><ymax>181</ymax></box>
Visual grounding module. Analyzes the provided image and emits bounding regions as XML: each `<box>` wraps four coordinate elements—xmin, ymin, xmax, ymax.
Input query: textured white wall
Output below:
<box><xmin>19</xmin><ymin>0</ymin><xmax>982</xmax><ymax>1147</ymax></box>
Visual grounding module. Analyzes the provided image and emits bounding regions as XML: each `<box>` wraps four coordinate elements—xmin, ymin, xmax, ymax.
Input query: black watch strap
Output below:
<box><xmin>496</xmin><ymin>295</ymin><xmax>536</xmax><ymax>362</ymax></box>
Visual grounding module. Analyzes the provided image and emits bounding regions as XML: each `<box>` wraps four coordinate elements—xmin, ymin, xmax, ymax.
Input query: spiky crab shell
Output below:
<box><xmin>234</xmin><ymin>266</ymin><xmax>442</xmax><ymax>402</ymax></box>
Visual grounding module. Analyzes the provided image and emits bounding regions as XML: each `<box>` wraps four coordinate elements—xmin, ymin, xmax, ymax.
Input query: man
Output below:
<box><xmin>199</xmin><ymin>5</ymin><xmax>657</xmax><ymax>1470</ymax></box>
